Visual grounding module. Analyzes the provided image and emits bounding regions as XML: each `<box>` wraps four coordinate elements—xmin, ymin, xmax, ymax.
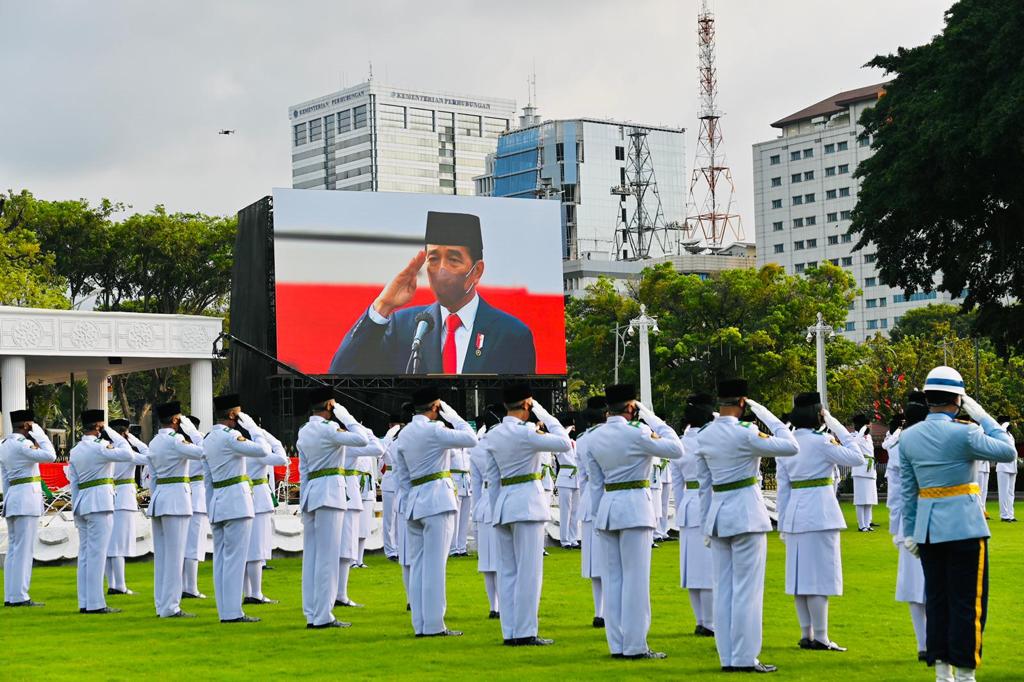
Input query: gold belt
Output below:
<box><xmin>918</xmin><ymin>482</ymin><xmax>980</xmax><ymax>499</ymax></box>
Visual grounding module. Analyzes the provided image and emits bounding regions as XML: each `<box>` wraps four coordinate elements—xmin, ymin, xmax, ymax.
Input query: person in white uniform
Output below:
<box><xmin>586</xmin><ymin>383</ymin><xmax>684</xmax><ymax>660</ymax></box>
<box><xmin>296</xmin><ymin>387</ymin><xmax>369</xmax><ymax>629</ymax></box>
<box><xmin>648</xmin><ymin>451</ymin><xmax>665</xmax><ymax>547</ymax></box>
<box><xmin>68</xmin><ymin>410</ymin><xmax>145</xmax><ymax>614</ymax></box>
<box><xmin>555</xmin><ymin>412</ymin><xmax>581</xmax><ymax>549</ymax></box>
<box><xmin>677</xmin><ymin>394</ymin><xmax>716</xmax><ymax>637</ymax></box>
<box><xmin>484</xmin><ymin>384</ymin><xmax>572</xmax><ymax>647</ymax></box>
<box><xmin>1</xmin><ymin>408</ymin><xmax>57</xmax><ymax>607</ymax></box>
<box><xmin>694</xmin><ymin>377</ymin><xmax>798</xmax><ymax>673</ymax></box>
<box><xmin>577</xmin><ymin>395</ymin><xmax>607</xmax><ymax>628</ymax></box>
<box><xmin>995</xmin><ymin>416</ymin><xmax>1018</xmax><ymax>522</ymax></box>
<box><xmin>355</xmin><ymin>434</ymin><xmax>386</xmax><ymax>568</ymax></box>
<box><xmin>470</xmin><ymin>405</ymin><xmax>504</xmax><ymax>618</ymax></box>
<box><xmin>379</xmin><ymin>412</ymin><xmax>406</xmax><ymax>560</ymax></box>
<box><xmin>885</xmin><ymin>392</ymin><xmax>930</xmax><ymax>661</ymax></box>
<box><xmin>656</xmin><ymin>456</ymin><xmax>673</xmax><ymax>541</ymax></box>
<box><xmin>777</xmin><ymin>392</ymin><xmax>866</xmax><ymax>652</ymax></box>
<box><xmin>392</xmin><ymin>386</ymin><xmax>478</xmax><ymax>637</ymax></box>
<box><xmin>181</xmin><ymin>415</ymin><xmax>209</xmax><ymax>600</ymax></box>
<box><xmin>203</xmin><ymin>393</ymin><xmax>278</xmax><ymax>624</ymax></box>
<box><xmin>449</xmin><ymin>445</ymin><xmax>472</xmax><ymax>557</ymax></box>
<box><xmin>243</xmin><ymin>419</ymin><xmax>289</xmax><ymax>605</ymax></box>
<box><xmin>850</xmin><ymin>413</ymin><xmax>878</xmax><ymax>531</ymax></box>
<box><xmin>105</xmin><ymin>418</ymin><xmax>149</xmax><ymax>596</ymax></box>
<box><xmin>338</xmin><ymin>427</ymin><xmax>383</xmax><ymax>607</ymax></box>
<box><xmin>147</xmin><ymin>401</ymin><xmax>204</xmax><ymax>618</ymax></box>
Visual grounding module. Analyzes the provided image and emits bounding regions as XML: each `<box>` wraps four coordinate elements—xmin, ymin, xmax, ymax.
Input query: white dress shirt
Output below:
<box><xmin>440</xmin><ymin>294</ymin><xmax>480</xmax><ymax>374</ymax></box>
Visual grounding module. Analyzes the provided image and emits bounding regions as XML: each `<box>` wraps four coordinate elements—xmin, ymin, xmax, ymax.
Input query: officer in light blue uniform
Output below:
<box><xmin>899</xmin><ymin>366</ymin><xmax>1016</xmax><ymax>682</ymax></box>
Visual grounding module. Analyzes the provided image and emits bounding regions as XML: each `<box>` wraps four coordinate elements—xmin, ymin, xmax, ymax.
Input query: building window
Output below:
<box><xmin>337</xmin><ymin>109</ymin><xmax>352</xmax><ymax>133</ymax></box>
<box><xmin>770</xmin><ymin>154</ymin><xmax>781</xmax><ymax>165</ymax></box>
<box><xmin>771</xmin><ymin>199</ymin><xmax>783</xmax><ymax>209</ymax></box>
<box><xmin>845</xmin><ymin>321</ymin><xmax>856</xmax><ymax>331</ymax></box>
<box><xmin>794</xmin><ymin>240</ymin><xmax>805</xmax><ymax>250</ymax></box>
<box><xmin>867</xmin><ymin>298</ymin><xmax>878</xmax><ymax>309</ymax></box>
<box><xmin>825</xmin><ymin>166</ymin><xmax>836</xmax><ymax>177</ymax></box>
<box><xmin>353</xmin><ymin>105</ymin><xmax>368</xmax><ymax>129</ymax></box>
<box><xmin>840</xmin><ymin>209</ymin><xmax>852</xmax><ymax>220</ymax></box>
<box><xmin>771</xmin><ymin>176</ymin><xmax>782</xmax><ymax>187</ymax></box>
<box><xmin>864</xmin><ymin>253</ymin><xmax>877</xmax><ymax>263</ymax></box>
<box><xmin>867</xmin><ymin>319</ymin><xmax>878</xmax><ymax>330</ymax></box>
<box><xmin>826</xmin><ymin>189</ymin><xmax>837</xmax><ymax>199</ymax></box>
<box><xmin>838</xmin><ymin>163</ymin><xmax>850</xmax><ymax>174</ymax></box>
<box><xmin>793</xmin><ymin>218</ymin><xmax>804</xmax><ymax>228</ymax></box>
<box><xmin>841</xmin><ymin>234</ymin><xmax>853</xmax><ymax>244</ymax></box>
<box><xmin>790</xmin><ymin>151</ymin><xmax>801</xmax><ymax>161</ymax></box>
<box><xmin>841</xmin><ymin>256</ymin><xmax>853</xmax><ymax>266</ymax></box>
<box><xmin>824</xmin><ymin>143</ymin><xmax>835</xmax><ymax>154</ymax></box>
<box><xmin>807</xmin><ymin>261</ymin><xmax>817</xmax><ymax>268</ymax></box>
<box><xmin>792</xmin><ymin>195</ymin><xmax>804</xmax><ymax>206</ymax></box>
<box><xmin>795</xmin><ymin>263</ymin><xmax>805</xmax><ymax>274</ymax></box>
<box><xmin>615</xmin><ymin>146</ymin><xmax>625</xmax><ymax>161</ymax></box>
<box><xmin>806</xmin><ymin>238</ymin><xmax>817</xmax><ymax>248</ymax></box>
<box><xmin>858</xmin><ymin>136</ymin><xmax>871</xmax><ymax>147</ymax></box>
<box><xmin>839</xmin><ymin>187</ymin><xmax>851</xmax><ymax>197</ymax></box>
<box><xmin>865</xmin><ymin>277</ymin><xmax>877</xmax><ymax>287</ymax></box>
<box><xmin>827</xmin><ymin>211</ymin><xmax>838</xmax><ymax>221</ymax></box>
<box><xmin>804</xmin><ymin>170</ymin><xmax>814</xmax><ymax>181</ymax></box>
<box><xmin>774</xmin><ymin>243</ymin><xmax>785</xmax><ymax>254</ymax></box>
<box><xmin>837</xmin><ymin>140</ymin><xmax>849</xmax><ymax>151</ymax></box>
<box><xmin>772</xmin><ymin>221</ymin><xmax>784</xmax><ymax>232</ymax></box>
<box><xmin>806</xmin><ymin>216</ymin><xmax>817</xmax><ymax>226</ymax></box>
<box><xmin>309</xmin><ymin>118</ymin><xmax>322</xmax><ymax>142</ymax></box>
<box><xmin>829</xmin><ymin>257</ymin><xmax>840</xmax><ymax>265</ymax></box>
<box><xmin>803</xmin><ymin>148</ymin><xmax>814</xmax><ymax>158</ymax></box>
<box><xmin>879</xmin><ymin>297</ymin><xmax>887</xmax><ymax>307</ymax></box>
<box><xmin>828</xmin><ymin>235</ymin><xmax>839</xmax><ymax>245</ymax></box>
<box><xmin>791</xmin><ymin>173</ymin><xmax>802</xmax><ymax>184</ymax></box>
<box><xmin>293</xmin><ymin>122</ymin><xmax>307</xmax><ymax>146</ymax></box>
<box><xmin>556</xmin><ymin>143</ymin><xmax>564</xmax><ymax>162</ymax></box>
<box><xmin>804</xmin><ymin>193</ymin><xmax>815</xmax><ymax>203</ymax></box>
<box><xmin>880</xmin><ymin>318</ymin><xmax>889</xmax><ymax>329</ymax></box>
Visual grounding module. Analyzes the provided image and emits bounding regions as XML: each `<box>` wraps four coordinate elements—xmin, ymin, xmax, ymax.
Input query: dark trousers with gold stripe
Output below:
<box><xmin>918</xmin><ymin>537</ymin><xmax>989</xmax><ymax>669</ymax></box>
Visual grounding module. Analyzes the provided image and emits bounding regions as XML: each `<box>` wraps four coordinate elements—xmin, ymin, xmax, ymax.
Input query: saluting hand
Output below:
<box><xmin>373</xmin><ymin>250</ymin><xmax>426</xmax><ymax>318</ymax></box>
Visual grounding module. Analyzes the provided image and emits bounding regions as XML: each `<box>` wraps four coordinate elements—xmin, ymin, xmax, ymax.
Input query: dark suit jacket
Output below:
<box><xmin>329</xmin><ymin>296</ymin><xmax>537</xmax><ymax>375</ymax></box>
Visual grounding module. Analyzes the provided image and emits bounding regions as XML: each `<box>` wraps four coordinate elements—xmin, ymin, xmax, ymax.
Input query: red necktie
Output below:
<box><xmin>443</xmin><ymin>313</ymin><xmax>462</xmax><ymax>373</ymax></box>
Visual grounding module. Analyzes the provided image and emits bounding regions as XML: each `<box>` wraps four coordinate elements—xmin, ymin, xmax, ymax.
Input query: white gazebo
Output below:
<box><xmin>0</xmin><ymin>306</ymin><xmax>223</xmax><ymax>433</ymax></box>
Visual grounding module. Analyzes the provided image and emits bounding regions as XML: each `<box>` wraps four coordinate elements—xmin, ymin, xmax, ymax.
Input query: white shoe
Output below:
<box><xmin>953</xmin><ymin>667</ymin><xmax>976</xmax><ymax>682</ymax></box>
<box><xmin>935</xmin><ymin>661</ymin><xmax>954</xmax><ymax>682</ymax></box>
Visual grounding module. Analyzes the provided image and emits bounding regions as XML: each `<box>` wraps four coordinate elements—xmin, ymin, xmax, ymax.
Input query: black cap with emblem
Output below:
<box><xmin>425</xmin><ymin>212</ymin><xmax>483</xmax><ymax>261</ymax></box>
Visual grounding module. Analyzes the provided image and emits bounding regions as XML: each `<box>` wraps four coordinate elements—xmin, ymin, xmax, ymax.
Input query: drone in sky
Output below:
<box><xmin>218</xmin><ymin>129</ymin><xmax>236</xmax><ymax>135</ymax></box>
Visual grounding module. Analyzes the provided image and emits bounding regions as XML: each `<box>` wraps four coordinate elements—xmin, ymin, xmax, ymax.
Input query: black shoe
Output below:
<box><xmin>651</xmin><ymin>543</ymin><xmax>660</xmax><ymax>549</ymax></box>
<box><xmin>809</xmin><ymin>640</ymin><xmax>846</xmax><ymax>651</ymax></box>
<box><xmin>307</xmin><ymin>619</ymin><xmax>351</xmax><ymax>629</ymax></box>
<box><xmin>869</xmin><ymin>522</ymin><xmax>879</xmax><ymax>527</ymax></box>
<box><xmin>406</xmin><ymin>603</ymin><xmax>411</xmax><ymax>611</ymax></box>
<box><xmin>334</xmin><ymin>599</ymin><xmax>364</xmax><ymax>608</ymax></box>
<box><xmin>561</xmin><ymin>545</ymin><xmax>573</xmax><ymax>550</ymax></box>
<box><xmin>695</xmin><ymin>625</ymin><xmax>715</xmax><ymax>637</ymax></box>
<box><xmin>262</xmin><ymin>564</ymin><xmax>274</xmax><ymax>570</ymax></box>
<box><xmin>416</xmin><ymin>629</ymin><xmax>462</xmax><ymax>637</ymax></box>
<box><xmin>181</xmin><ymin>591</ymin><xmax>207</xmax><ymax>599</ymax></box>
<box><xmin>722</xmin><ymin>667</ymin><xmax>736</xmax><ymax>672</ymax></box>
<box><xmin>516</xmin><ymin>636</ymin><xmax>554</xmax><ymax>646</ymax></box>
<box><xmin>542</xmin><ymin>550</ymin><xmax>549</xmax><ymax>556</ymax></box>
<box><xmin>243</xmin><ymin>596</ymin><xmax>279</xmax><ymax>605</ymax></box>
<box><xmin>612</xmin><ymin>653</ymin><xmax>625</xmax><ymax>659</ymax></box>
<box><xmin>82</xmin><ymin>606</ymin><xmax>122</xmax><ymax>614</ymax></box>
<box><xmin>107</xmin><ymin>588</ymin><xmax>133</xmax><ymax>595</ymax></box>
<box><xmin>387</xmin><ymin>555</ymin><xmax>400</xmax><ymax>562</ymax></box>
<box><xmin>732</xmin><ymin>662</ymin><xmax>777</xmax><ymax>673</ymax></box>
<box><xmin>623</xmin><ymin>650</ymin><xmax>667</xmax><ymax>659</ymax></box>
<box><xmin>504</xmin><ymin>639</ymin><xmax>518</xmax><ymax>646</ymax></box>
<box><xmin>1011</xmin><ymin>518</ymin><xmax>1019</xmax><ymax>522</ymax></box>
<box><xmin>489</xmin><ymin>610</ymin><xmax>500</xmax><ymax>619</ymax></box>
<box><xmin>166</xmin><ymin>610</ymin><xmax>196</xmax><ymax>618</ymax></box>
<box><xmin>917</xmin><ymin>651</ymin><xmax>927</xmax><ymax>662</ymax></box>
<box><xmin>798</xmin><ymin>638</ymin><xmax>813</xmax><ymax>649</ymax></box>
<box><xmin>593</xmin><ymin>616</ymin><xmax>605</xmax><ymax>628</ymax></box>
<box><xmin>4</xmin><ymin>600</ymin><xmax>43</xmax><ymax>607</ymax></box>
<box><xmin>221</xmin><ymin>615</ymin><xmax>261</xmax><ymax>623</ymax></box>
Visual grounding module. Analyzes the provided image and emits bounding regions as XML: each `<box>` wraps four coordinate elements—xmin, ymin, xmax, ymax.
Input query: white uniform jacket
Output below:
<box><xmin>484</xmin><ymin>416</ymin><xmax>572</xmax><ymax>525</ymax></box>
<box><xmin>555</xmin><ymin>443</ymin><xmax>580</xmax><ymax>489</ymax></box>
<box><xmin>586</xmin><ymin>416</ymin><xmax>684</xmax><ymax>531</ymax></box>
<box><xmin>182</xmin><ymin>431</ymin><xmax>208</xmax><ymax>515</ymax></box>
<box><xmin>246</xmin><ymin>435</ymin><xmax>289</xmax><ymax>514</ymax></box>
<box><xmin>393</xmin><ymin>414</ymin><xmax>478</xmax><ymax>521</ymax></box>
<box><xmin>850</xmin><ymin>429</ymin><xmax>877</xmax><ymax>480</ymax></box>
<box><xmin>296</xmin><ymin>416</ymin><xmax>369</xmax><ymax>513</ymax></box>
<box><xmin>469</xmin><ymin>438</ymin><xmax>493</xmax><ymax>524</ymax></box>
<box><xmin>68</xmin><ymin>435</ymin><xmax>139</xmax><ymax>516</ymax></box>
<box><xmin>379</xmin><ymin>433</ymin><xmax>399</xmax><ymax>494</ymax></box>
<box><xmin>675</xmin><ymin>427</ymin><xmax>706</xmax><ymax>528</ymax></box>
<box><xmin>576</xmin><ymin>427</ymin><xmax>597</xmax><ymax>523</ymax></box>
<box><xmin>203</xmin><ymin>424</ymin><xmax>272</xmax><ymax>523</ymax></box>
<box><xmin>694</xmin><ymin>415</ymin><xmax>798</xmax><ymax>538</ymax></box>
<box><xmin>777</xmin><ymin>428</ymin><xmax>865</xmax><ymax>533</ymax></box>
<box><xmin>147</xmin><ymin>428</ymin><xmax>204</xmax><ymax>517</ymax></box>
<box><xmin>450</xmin><ymin>448</ymin><xmax>472</xmax><ymax>497</ymax></box>
<box><xmin>344</xmin><ymin>436</ymin><xmax>385</xmax><ymax>510</ymax></box>
<box><xmin>0</xmin><ymin>431</ymin><xmax>57</xmax><ymax>517</ymax></box>
<box><xmin>109</xmin><ymin>432</ymin><xmax>149</xmax><ymax>511</ymax></box>
<box><xmin>995</xmin><ymin>422</ymin><xmax>1018</xmax><ymax>474</ymax></box>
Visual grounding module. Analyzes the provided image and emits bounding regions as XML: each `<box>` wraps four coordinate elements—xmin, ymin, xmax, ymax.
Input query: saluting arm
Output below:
<box><xmin>900</xmin><ymin>449</ymin><xmax>920</xmax><ymax>539</ymax></box>
<box><xmin>435</xmin><ymin>401</ymin><xmax>479</xmax><ymax>449</ymax></box>
<box><xmin>27</xmin><ymin>425</ymin><xmax>58</xmax><ymax>462</ymax></box>
<box><xmin>170</xmin><ymin>434</ymin><xmax>205</xmax><ymax>460</ymax></box>
<box><xmin>745</xmin><ymin>399</ymin><xmax>799</xmax><ymax>458</ymax></box>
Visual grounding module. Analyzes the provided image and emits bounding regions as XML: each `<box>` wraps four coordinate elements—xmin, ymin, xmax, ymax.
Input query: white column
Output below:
<box><xmin>639</xmin><ymin>323</ymin><xmax>652</xmax><ymax>407</ymax></box>
<box><xmin>816</xmin><ymin>332</ymin><xmax>828</xmax><ymax>410</ymax></box>
<box><xmin>190</xmin><ymin>360</ymin><xmax>214</xmax><ymax>431</ymax></box>
<box><xmin>1</xmin><ymin>355</ymin><xmax>27</xmax><ymax>435</ymax></box>
<box><xmin>87</xmin><ymin>370</ymin><xmax>110</xmax><ymax>418</ymax></box>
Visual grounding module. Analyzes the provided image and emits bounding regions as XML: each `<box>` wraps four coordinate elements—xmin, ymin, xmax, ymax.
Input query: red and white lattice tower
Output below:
<box><xmin>685</xmin><ymin>0</ymin><xmax>744</xmax><ymax>246</ymax></box>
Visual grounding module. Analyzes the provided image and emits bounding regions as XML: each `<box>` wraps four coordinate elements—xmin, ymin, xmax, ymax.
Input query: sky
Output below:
<box><xmin>0</xmin><ymin>0</ymin><xmax>955</xmax><ymax>230</ymax></box>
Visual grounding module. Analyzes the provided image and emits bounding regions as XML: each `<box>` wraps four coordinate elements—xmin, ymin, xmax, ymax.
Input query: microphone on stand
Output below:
<box><xmin>406</xmin><ymin>312</ymin><xmax>435</xmax><ymax>374</ymax></box>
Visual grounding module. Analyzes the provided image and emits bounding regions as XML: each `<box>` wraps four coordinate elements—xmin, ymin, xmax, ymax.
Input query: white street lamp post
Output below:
<box><xmin>629</xmin><ymin>304</ymin><xmax>659</xmax><ymax>406</ymax></box>
<box><xmin>613</xmin><ymin>323</ymin><xmax>632</xmax><ymax>385</ymax></box>
<box><xmin>806</xmin><ymin>312</ymin><xmax>835</xmax><ymax>409</ymax></box>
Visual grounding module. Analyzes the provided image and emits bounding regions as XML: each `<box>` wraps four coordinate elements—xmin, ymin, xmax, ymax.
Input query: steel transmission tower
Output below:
<box><xmin>685</xmin><ymin>0</ymin><xmax>744</xmax><ymax>247</ymax></box>
<box><xmin>612</xmin><ymin>127</ymin><xmax>678</xmax><ymax>260</ymax></box>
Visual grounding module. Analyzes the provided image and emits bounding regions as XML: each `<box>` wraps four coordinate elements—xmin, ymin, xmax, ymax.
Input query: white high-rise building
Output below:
<box><xmin>753</xmin><ymin>84</ymin><xmax>955</xmax><ymax>342</ymax></box>
<box><xmin>288</xmin><ymin>81</ymin><xmax>516</xmax><ymax>195</ymax></box>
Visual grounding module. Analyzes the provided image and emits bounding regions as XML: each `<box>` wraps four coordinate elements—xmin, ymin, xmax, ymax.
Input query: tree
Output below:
<box><xmin>890</xmin><ymin>303</ymin><xmax>974</xmax><ymax>342</ymax></box>
<box><xmin>0</xmin><ymin>190</ymin><xmax>70</xmax><ymax>308</ymax></box>
<box><xmin>851</xmin><ymin>1</ymin><xmax>1024</xmax><ymax>347</ymax></box>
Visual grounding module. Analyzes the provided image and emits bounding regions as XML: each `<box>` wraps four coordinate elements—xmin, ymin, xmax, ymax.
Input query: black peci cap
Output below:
<box><xmin>793</xmin><ymin>392</ymin><xmax>821</xmax><ymax>408</ymax></box>
<box><xmin>502</xmin><ymin>384</ymin><xmax>532</xmax><ymax>405</ymax></box>
<box><xmin>585</xmin><ymin>395</ymin><xmax>607</xmax><ymax>410</ymax></box>
<box><xmin>108</xmin><ymin>418</ymin><xmax>130</xmax><ymax>429</ymax></box>
<box><xmin>9</xmin><ymin>408</ymin><xmax>35</xmax><ymax>424</ymax></box>
<box><xmin>81</xmin><ymin>409</ymin><xmax>106</xmax><ymax>425</ymax></box>
<box><xmin>424</xmin><ymin>212</ymin><xmax>483</xmax><ymax>258</ymax></box>
<box><xmin>852</xmin><ymin>412</ymin><xmax>871</xmax><ymax>429</ymax></box>
<box><xmin>308</xmin><ymin>387</ymin><xmax>334</xmax><ymax>407</ymax></box>
<box><xmin>411</xmin><ymin>386</ymin><xmax>441</xmax><ymax>407</ymax></box>
<box><xmin>156</xmin><ymin>401</ymin><xmax>181</xmax><ymax>420</ymax></box>
<box><xmin>687</xmin><ymin>392</ymin><xmax>716</xmax><ymax>407</ymax></box>
<box><xmin>213</xmin><ymin>394</ymin><xmax>241</xmax><ymax>411</ymax></box>
<box><xmin>604</xmin><ymin>384</ymin><xmax>636</xmax><ymax>405</ymax></box>
<box><xmin>718</xmin><ymin>378</ymin><xmax>749</xmax><ymax>399</ymax></box>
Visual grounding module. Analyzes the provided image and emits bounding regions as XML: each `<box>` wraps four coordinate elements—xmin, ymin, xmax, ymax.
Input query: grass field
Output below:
<box><xmin>2</xmin><ymin>502</ymin><xmax>1021</xmax><ymax>680</ymax></box>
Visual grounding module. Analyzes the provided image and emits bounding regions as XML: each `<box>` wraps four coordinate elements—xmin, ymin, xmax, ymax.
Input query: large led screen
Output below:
<box><xmin>272</xmin><ymin>188</ymin><xmax>567</xmax><ymax>376</ymax></box>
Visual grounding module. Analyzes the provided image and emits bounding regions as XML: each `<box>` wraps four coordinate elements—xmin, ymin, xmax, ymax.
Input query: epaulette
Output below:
<box><xmin>627</xmin><ymin>420</ymin><xmax>642</xmax><ymax>428</ymax></box>
<box><xmin>954</xmin><ymin>419</ymin><xmax>974</xmax><ymax>425</ymax></box>
<box><xmin>739</xmin><ymin>420</ymin><xmax>752</xmax><ymax>427</ymax></box>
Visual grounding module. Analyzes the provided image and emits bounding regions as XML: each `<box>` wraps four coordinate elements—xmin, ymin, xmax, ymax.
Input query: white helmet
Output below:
<box><xmin>923</xmin><ymin>366</ymin><xmax>966</xmax><ymax>396</ymax></box>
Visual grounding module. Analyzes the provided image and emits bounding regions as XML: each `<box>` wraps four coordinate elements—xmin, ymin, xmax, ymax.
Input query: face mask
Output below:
<box><xmin>429</xmin><ymin>262</ymin><xmax>478</xmax><ymax>308</ymax></box>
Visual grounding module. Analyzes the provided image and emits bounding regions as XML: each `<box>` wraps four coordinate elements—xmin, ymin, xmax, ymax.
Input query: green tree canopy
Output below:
<box><xmin>0</xmin><ymin>190</ymin><xmax>70</xmax><ymax>308</ymax></box>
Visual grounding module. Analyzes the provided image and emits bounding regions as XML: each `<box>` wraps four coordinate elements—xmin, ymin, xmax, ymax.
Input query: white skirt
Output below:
<box><xmin>340</xmin><ymin>509</ymin><xmax>359</xmax><ymax>561</ymax></box>
<box><xmin>580</xmin><ymin>520</ymin><xmax>604</xmax><ymax>579</ymax></box>
<box><xmin>679</xmin><ymin>525</ymin><xmax>713</xmax><ymax>589</ymax></box>
<box><xmin>853</xmin><ymin>477</ymin><xmax>878</xmax><ymax>505</ymax></box>
<box><xmin>106</xmin><ymin>509</ymin><xmax>137</xmax><ymax>557</ymax></box>
<box><xmin>185</xmin><ymin>512</ymin><xmax>209</xmax><ymax>562</ymax></box>
<box><xmin>895</xmin><ymin>542</ymin><xmax>925</xmax><ymax>603</ymax></box>
<box><xmin>785</xmin><ymin>529</ymin><xmax>843</xmax><ymax>596</ymax></box>
<box><xmin>359</xmin><ymin>504</ymin><xmax>373</xmax><ymax>539</ymax></box>
<box><xmin>476</xmin><ymin>522</ymin><xmax>499</xmax><ymax>573</ymax></box>
<box><xmin>248</xmin><ymin>511</ymin><xmax>272</xmax><ymax>562</ymax></box>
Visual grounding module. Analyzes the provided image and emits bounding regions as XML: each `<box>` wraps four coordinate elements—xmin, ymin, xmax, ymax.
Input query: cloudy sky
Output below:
<box><xmin>1</xmin><ymin>0</ymin><xmax>953</xmax><ymax>229</ymax></box>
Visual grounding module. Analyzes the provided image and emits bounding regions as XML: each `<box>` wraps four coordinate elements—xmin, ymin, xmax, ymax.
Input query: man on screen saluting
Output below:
<box><xmin>329</xmin><ymin>211</ymin><xmax>536</xmax><ymax>375</ymax></box>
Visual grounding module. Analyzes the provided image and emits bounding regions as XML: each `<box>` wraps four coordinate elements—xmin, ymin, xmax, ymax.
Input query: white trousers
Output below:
<box><xmin>75</xmin><ymin>511</ymin><xmax>113</xmax><ymax>611</ymax></box>
<box><xmin>211</xmin><ymin>516</ymin><xmax>253</xmax><ymax>621</ymax></box>
<box><xmin>3</xmin><ymin>515</ymin><xmax>38</xmax><ymax>603</ymax></box>
<box><xmin>997</xmin><ymin>472</ymin><xmax>1016</xmax><ymax>520</ymax></box>
<box><xmin>855</xmin><ymin>505</ymin><xmax>873</xmax><ymax>529</ymax></box>
<box><xmin>557</xmin><ymin>487</ymin><xmax>579</xmax><ymax>545</ymax></box>
<box><xmin>449</xmin><ymin>496</ymin><xmax>470</xmax><ymax>554</ymax></box>
<box><xmin>977</xmin><ymin>468</ymin><xmax>990</xmax><ymax>510</ymax></box>
<box><xmin>381</xmin><ymin>491</ymin><xmax>398</xmax><ymax>557</ymax></box>
<box><xmin>185</xmin><ymin>511</ymin><xmax>209</xmax><ymax>561</ymax></box>
<box><xmin>407</xmin><ymin>511</ymin><xmax>455</xmax><ymax>635</ymax></box>
<box><xmin>658</xmin><ymin>486</ymin><xmax>672</xmax><ymax>536</ymax></box>
<box><xmin>495</xmin><ymin>520</ymin><xmax>545</xmax><ymax>640</ymax></box>
<box><xmin>711</xmin><ymin>532</ymin><xmax>767</xmax><ymax>668</ymax></box>
<box><xmin>301</xmin><ymin>507</ymin><xmax>343</xmax><ymax>626</ymax></box>
<box><xmin>151</xmin><ymin>514</ymin><xmax>190</xmax><ymax>617</ymax></box>
<box><xmin>599</xmin><ymin>526</ymin><xmax>654</xmax><ymax>656</ymax></box>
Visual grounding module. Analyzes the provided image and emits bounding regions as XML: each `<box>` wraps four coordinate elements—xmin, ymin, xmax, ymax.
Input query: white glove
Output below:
<box><xmin>960</xmin><ymin>395</ymin><xmax>991</xmax><ymax>424</ymax></box>
<box><xmin>30</xmin><ymin>422</ymin><xmax>47</xmax><ymax>439</ymax></box>
<box><xmin>744</xmin><ymin>397</ymin><xmax>774</xmax><ymax>425</ymax></box>
<box><xmin>102</xmin><ymin>425</ymin><xmax>125</xmax><ymax>443</ymax></box>
<box><xmin>385</xmin><ymin>424</ymin><xmax>402</xmax><ymax>440</ymax></box>
<box><xmin>530</xmin><ymin>400</ymin><xmax>551</xmax><ymax>421</ymax></box>
<box><xmin>703</xmin><ymin>536</ymin><xmax>712</xmax><ymax>548</ymax></box>
<box><xmin>235</xmin><ymin>411</ymin><xmax>259</xmax><ymax>433</ymax></box>
<box><xmin>178</xmin><ymin>415</ymin><xmax>201</xmax><ymax>437</ymax></box>
<box><xmin>476</xmin><ymin>424</ymin><xmax>487</xmax><ymax>437</ymax></box>
<box><xmin>635</xmin><ymin>401</ymin><xmax>664</xmax><ymax>427</ymax></box>
<box><xmin>332</xmin><ymin>403</ymin><xmax>355</xmax><ymax>425</ymax></box>
<box><xmin>437</xmin><ymin>400</ymin><xmax>461</xmax><ymax>424</ymax></box>
<box><xmin>903</xmin><ymin>537</ymin><xmax>919</xmax><ymax>558</ymax></box>
<box><xmin>821</xmin><ymin>409</ymin><xmax>849</xmax><ymax>438</ymax></box>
